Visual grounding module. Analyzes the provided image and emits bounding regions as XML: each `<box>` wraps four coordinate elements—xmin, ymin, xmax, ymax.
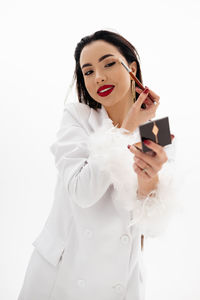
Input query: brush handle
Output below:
<box><xmin>129</xmin><ymin>72</ymin><xmax>155</xmax><ymax>103</ymax></box>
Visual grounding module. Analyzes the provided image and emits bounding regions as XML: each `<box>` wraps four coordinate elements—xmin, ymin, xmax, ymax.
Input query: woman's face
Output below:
<box><xmin>79</xmin><ymin>40</ymin><xmax>137</xmax><ymax>108</ymax></box>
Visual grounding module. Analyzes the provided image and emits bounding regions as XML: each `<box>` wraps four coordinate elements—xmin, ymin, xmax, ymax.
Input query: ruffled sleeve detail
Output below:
<box><xmin>88</xmin><ymin>119</ymin><xmax>181</xmax><ymax>237</ymax></box>
<box><xmin>128</xmin><ymin>140</ymin><xmax>182</xmax><ymax>237</ymax></box>
<box><xmin>87</xmin><ymin>118</ymin><xmax>140</xmax><ymax>211</ymax></box>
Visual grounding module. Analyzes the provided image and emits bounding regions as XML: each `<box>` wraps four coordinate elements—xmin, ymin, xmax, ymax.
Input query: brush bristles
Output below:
<box><xmin>119</xmin><ymin>59</ymin><xmax>131</xmax><ymax>73</ymax></box>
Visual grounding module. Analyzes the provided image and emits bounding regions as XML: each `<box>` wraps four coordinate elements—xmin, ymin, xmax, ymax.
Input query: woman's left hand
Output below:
<box><xmin>128</xmin><ymin>135</ymin><xmax>175</xmax><ymax>182</ymax></box>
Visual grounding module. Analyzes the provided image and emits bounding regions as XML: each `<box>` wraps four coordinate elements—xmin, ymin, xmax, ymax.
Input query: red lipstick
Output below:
<box><xmin>97</xmin><ymin>85</ymin><xmax>115</xmax><ymax>97</ymax></box>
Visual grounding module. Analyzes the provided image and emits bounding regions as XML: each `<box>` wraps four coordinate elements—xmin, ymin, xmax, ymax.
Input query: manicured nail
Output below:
<box><xmin>127</xmin><ymin>145</ymin><xmax>131</xmax><ymax>149</ymax></box>
<box><xmin>143</xmin><ymin>87</ymin><xmax>149</xmax><ymax>94</ymax></box>
<box><xmin>143</xmin><ymin>140</ymin><xmax>151</xmax><ymax>145</ymax></box>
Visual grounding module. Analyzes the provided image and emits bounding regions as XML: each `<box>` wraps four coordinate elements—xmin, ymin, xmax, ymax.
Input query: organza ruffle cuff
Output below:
<box><xmin>88</xmin><ymin>118</ymin><xmax>181</xmax><ymax>237</ymax></box>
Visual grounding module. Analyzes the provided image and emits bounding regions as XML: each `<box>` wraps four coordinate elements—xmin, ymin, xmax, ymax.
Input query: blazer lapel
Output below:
<box><xmin>88</xmin><ymin>105</ymin><xmax>112</xmax><ymax>132</ymax></box>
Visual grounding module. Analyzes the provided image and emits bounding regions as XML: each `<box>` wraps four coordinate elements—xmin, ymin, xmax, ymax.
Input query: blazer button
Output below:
<box><xmin>120</xmin><ymin>234</ymin><xmax>130</xmax><ymax>244</ymax></box>
<box><xmin>77</xmin><ymin>279</ymin><xmax>86</xmax><ymax>288</ymax></box>
<box><xmin>113</xmin><ymin>284</ymin><xmax>125</xmax><ymax>294</ymax></box>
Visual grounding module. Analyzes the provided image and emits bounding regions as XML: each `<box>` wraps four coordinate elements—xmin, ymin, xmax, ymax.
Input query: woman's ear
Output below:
<box><xmin>129</xmin><ymin>61</ymin><xmax>137</xmax><ymax>75</ymax></box>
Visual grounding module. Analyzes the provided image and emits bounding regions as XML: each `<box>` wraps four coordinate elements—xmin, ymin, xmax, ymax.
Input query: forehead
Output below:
<box><xmin>80</xmin><ymin>40</ymin><xmax>121</xmax><ymax>64</ymax></box>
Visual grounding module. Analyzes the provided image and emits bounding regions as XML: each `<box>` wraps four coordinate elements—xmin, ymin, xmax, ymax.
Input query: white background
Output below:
<box><xmin>0</xmin><ymin>0</ymin><xmax>200</xmax><ymax>299</ymax></box>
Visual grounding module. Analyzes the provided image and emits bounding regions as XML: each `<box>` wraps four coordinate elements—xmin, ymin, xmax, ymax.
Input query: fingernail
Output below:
<box><xmin>143</xmin><ymin>88</ymin><xmax>149</xmax><ymax>94</ymax></box>
<box><xmin>127</xmin><ymin>145</ymin><xmax>131</xmax><ymax>149</ymax></box>
<box><xmin>143</xmin><ymin>140</ymin><xmax>151</xmax><ymax>145</ymax></box>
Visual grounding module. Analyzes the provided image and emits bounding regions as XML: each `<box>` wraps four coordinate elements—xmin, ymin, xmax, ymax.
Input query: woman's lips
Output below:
<box><xmin>97</xmin><ymin>85</ymin><xmax>115</xmax><ymax>97</ymax></box>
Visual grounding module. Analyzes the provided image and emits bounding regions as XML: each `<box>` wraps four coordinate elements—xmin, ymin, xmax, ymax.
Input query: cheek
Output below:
<box><xmin>84</xmin><ymin>79</ymin><xmax>92</xmax><ymax>93</ymax></box>
<box><xmin>115</xmin><ymin>69</ymin><xmax>131</xmax><ymax>91</ymax></box>
<box><xmin>84</xmin><ymin>79</ymin><xmax>96</xmax><ymax>98</ymax></box>
<box><xmin>120</xmin><ymin>77</ymin><xmax>131</xmax><ymax>94</ymax></box>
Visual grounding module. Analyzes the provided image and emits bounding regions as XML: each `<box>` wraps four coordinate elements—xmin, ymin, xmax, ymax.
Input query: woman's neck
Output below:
<box><xmin>103</xmin><ymin>99</ymin><xmax>133</xmax><ymax>128</ymax></box>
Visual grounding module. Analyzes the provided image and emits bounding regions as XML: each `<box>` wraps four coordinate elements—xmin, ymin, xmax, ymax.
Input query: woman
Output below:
<box><xmin>18</xmin><ymin>30</ymin><xmax>177</xmax><ymax>300</ymax></box>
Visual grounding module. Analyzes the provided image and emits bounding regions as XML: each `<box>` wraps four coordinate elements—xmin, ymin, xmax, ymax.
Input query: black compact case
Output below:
<box><xmin>134</xmin><ymin>117</ymin><xmax>172</xmax><ymax>152</ymax></box>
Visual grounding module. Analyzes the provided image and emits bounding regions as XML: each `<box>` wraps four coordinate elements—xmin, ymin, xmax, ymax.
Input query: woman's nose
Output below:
<box><xmin>95</xmin><ymin>71</ymin><xmax>106</xmax><ymax>84</ymax></box>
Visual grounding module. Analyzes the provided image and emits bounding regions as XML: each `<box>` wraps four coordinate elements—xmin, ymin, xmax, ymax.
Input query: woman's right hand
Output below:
<box><xmin>121</xmin><ymin>87</ymin><xmax>160</xmax><ymax>133</ymax></box>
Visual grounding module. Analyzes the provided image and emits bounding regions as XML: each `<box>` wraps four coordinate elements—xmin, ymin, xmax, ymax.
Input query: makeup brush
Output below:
<box><xmin>119</xmin><ymin>59</ymin><xmax>155</xmax><ymax>104</ymax></box>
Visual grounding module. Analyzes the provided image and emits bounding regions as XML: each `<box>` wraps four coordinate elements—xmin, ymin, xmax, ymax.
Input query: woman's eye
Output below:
<box><xmin>84</xmin><ymin>70</ymin><xmax>93</xmax><ymax>76</ymax></box>
<box><xmin>105</xmin><ymin>61</ymin><xmax>116</xmax><ymax>67</ymax></box>
<box><xmin>84</xmin><ymin>62</ymin><xmax>116</xmax><ymax>76</ymax></box>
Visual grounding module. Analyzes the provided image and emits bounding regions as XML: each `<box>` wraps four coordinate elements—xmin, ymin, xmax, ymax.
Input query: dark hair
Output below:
<box><xmin>74</xmin><ymin>30</ymin><xmax>143</xmax><ymax>110</ymax></box>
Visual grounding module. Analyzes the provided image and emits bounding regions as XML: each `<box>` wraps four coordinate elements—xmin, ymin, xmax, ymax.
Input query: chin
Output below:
<box><xmin>93</xmin><ymin>94</ymin><xmax>119</xmax><ymax>108</ymax></box>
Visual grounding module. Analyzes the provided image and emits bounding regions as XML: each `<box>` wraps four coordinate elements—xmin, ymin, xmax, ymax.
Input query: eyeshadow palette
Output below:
<box><xmin>134</xmin><ymin>117</ymin><xmax>172</xmax><ymax>152</ymax></box>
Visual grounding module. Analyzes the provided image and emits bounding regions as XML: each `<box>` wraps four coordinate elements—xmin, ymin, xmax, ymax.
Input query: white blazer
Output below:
<box><xmin>18</xmin><ymin>102</ymin><xmax>178</xmax><ymax>300</ymax></box>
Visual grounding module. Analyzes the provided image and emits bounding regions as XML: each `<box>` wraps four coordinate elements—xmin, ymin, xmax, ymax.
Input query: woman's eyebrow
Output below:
<box><xmin>81</xmin><ymin>54</ymin><xmax>114</xmax><ymax>69</ymax></box>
